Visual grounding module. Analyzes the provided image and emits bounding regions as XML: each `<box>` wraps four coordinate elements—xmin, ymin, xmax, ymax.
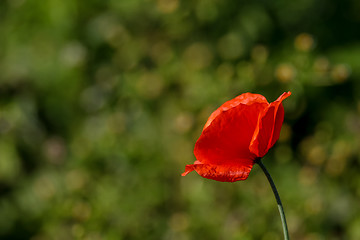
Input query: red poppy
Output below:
<box><xmin>182</xmin><ymin>92</ymin><xmax>291</xmax><ymax>182</ymax></box>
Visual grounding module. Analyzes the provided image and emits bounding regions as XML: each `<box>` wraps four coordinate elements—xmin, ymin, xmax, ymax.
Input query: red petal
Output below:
<box><xmin>181</xmin><ymin>161</ymin><xmax>198</xmax><ymax>176</ymax></box>
<box><xmin>182</xmin><ymin>162</ymin><xmax>253</xmax><ymax>182</ymax></box>
<box><xmin>249</xmin><ymin>92</ymin><xmax>291</xmax><ymax>157</ymax></box>
<box><xmin>194</xmin><ymin>102</ymin><xmax>267</xmax><ymax>166</ymax></box>
<box><xmin>203</xmin><ymin>93</ymin><xmax>268</xmax><ymax>130</ymax></box>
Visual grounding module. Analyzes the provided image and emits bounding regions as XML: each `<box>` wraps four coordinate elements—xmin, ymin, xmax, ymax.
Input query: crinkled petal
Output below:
<box><xmin>195</xmin><ymin>102</ymin><xmax>266</xmax><ymax>166</ymax></box>
<box><xmin>182</xmin><ymin>162</ymin><xmax>253</xmax><ymax>182</ymax></box>
<box><xmin>249</xmin><ymin>92</ymin><xmax>291</xmax><ymax>157</ymax></box>
<box><xmin>203</xmin><ymin>93</ymin><xmax>268</xmax><ymax>130</ymax></box>
<box><xmin>181</xmin><ymin>160</ymin><xmax>202</xmax><ymax>176</ymax></box>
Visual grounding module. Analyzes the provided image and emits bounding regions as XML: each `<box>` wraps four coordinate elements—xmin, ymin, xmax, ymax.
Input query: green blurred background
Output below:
<box><xmin>1</xmin><ymin>0</ymin><xmax>360</xmax><ymax>239</ymax></box>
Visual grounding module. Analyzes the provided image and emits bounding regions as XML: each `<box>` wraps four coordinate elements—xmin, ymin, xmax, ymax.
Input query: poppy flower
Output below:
<box><xmin>182</xmin><ymin>92</ymin><xmax>291</xmax><ymax>182</ymax></box>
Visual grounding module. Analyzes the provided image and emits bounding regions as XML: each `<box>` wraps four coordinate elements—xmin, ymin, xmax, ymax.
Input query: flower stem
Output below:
<box><xmin>257</xmin><ymin>160</ymin><xmax>290</xmax><ymax>240</ymax></box>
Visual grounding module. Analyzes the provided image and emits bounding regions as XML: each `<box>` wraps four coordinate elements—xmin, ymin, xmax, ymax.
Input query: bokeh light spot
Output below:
<box><xmin>275</xmin><ymin>63</ymin><xmax>296</xmax><ymax>83</ymax></box>
<box><xmin>295</xmin><ymin>33</ymin><xmax>314</xmax><ymax>52</ymax></box>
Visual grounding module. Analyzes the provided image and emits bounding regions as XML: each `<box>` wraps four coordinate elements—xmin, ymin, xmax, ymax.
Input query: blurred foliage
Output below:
<box><xmin>1</xmin><ymin>0</ymin><xmax>360</xmax><ymax>239</ymax></box>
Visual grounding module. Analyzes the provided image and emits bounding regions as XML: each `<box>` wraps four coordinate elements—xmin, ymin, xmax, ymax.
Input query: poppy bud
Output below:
<box><xmin>182</xmin><ymin>92</ymin><xmax>291</xmax><ymax>182</ymax></box>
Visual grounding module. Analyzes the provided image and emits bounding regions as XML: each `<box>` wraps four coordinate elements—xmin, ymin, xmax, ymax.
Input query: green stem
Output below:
<box><xmin>257</xmin><ymin>159</ymin><xmax>290</xmax><ymax>240</ymax></box>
